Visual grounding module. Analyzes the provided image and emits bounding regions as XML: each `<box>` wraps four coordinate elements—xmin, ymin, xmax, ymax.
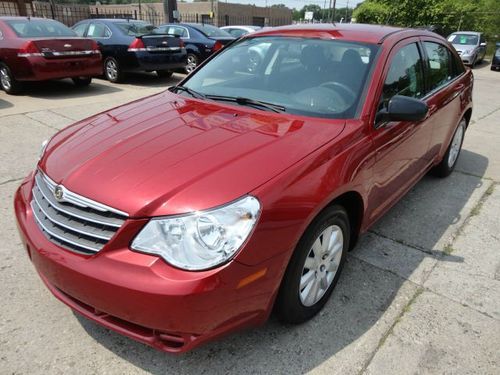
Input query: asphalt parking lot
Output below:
<box><xmin>1</xmin><ymin>64</ymin><xmax>499</xmax><ymax>374</ymax></box>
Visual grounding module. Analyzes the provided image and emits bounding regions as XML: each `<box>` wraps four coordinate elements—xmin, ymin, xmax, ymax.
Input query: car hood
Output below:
<box><xmin>41</xmin><ymin>91</ymin><xmax>345</xmax><ymax>217</ymax></box>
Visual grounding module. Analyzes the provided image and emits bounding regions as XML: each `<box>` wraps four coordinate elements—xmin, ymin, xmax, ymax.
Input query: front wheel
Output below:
<box><xmin>275</xmin><ymin>205</ymin><xmax>349</xmax><ymax>324</ymax></box>
<box><xmin>0</xmin><ymin>62</ymin><xmax>23</xmax><ymax>95</ymax></box>
<box><xmin>432</xmin><ymin>118</ymin><xmax>466</xmax><ymax>178</ymax></box>
<box><xmin>72</xmin><ymin>77</ymin><xmax>92</xmax><ymax>86</ymax></box>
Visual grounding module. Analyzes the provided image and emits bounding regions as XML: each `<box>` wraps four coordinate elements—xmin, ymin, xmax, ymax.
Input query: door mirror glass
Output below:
<box><xmin>377</xmin><ymin>95</ymin><xmax>428</xmax><ymax>124</ymax></box>
<box><xmin>480</xmin><ymin>42</ymin><xmax>487</xmax><ymax>47</ymax></box>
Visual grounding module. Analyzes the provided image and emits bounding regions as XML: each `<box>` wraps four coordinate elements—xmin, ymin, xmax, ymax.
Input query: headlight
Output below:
<box><xmin>131</xmin><ymin>196</ymin><xmax>261</xmax><ymax>270</ymax></box>
<box><xmin>39</xmin><ymin>139</ymin><xmax>48</xmax><ymax>161</ymax></box>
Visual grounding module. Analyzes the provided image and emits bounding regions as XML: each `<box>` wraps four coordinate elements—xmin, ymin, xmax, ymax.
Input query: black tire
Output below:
<box><xmin>72</xmin><ymin>77</ymin><xmax>92</xmax><ymax>86</ymax></box>
<box><xmin>0</xmin><ymin>62</ymin><xmax>23</xmax><ymax>95</ymax></box>
<box><xmin>431</xmin><ymin>118</ymin><xmax>467</xmax><ymax>178</ymax></box>
<box><xmin>185</xmin><ymin>53</ymin><xmax>198</xmax><ymax>74</ymax></box>
<box><xmin>104</xmin><ymin>57</ymin><xmax>124</xmax><ymax>83</ymax></box>
<box><xmin>156</xmin><ymin>70</ymin><xmax>173</xmax><ymax>78</ymax></box>
<box><xmin>275</xmin><ymin>205</ymin><xmax>350</xmax><ymax>324</ymax></box>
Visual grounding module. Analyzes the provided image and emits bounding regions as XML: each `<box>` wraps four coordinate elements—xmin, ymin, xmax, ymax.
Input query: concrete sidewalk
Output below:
<box><xmin>0</xmin><ymin>66</ymin><xmax>499</xmax><ymax>375</ymax></box>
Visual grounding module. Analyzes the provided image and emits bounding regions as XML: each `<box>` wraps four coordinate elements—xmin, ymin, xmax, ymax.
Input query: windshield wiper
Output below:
<box><xmin>169</xmin><ymin>85</ymin><xmax>206</xmax><ymax>99</ymax></box>
<box><xmin>205</xmin><ymin>95</ymin><xmax>286</xmax><ymax>113</ymax></box>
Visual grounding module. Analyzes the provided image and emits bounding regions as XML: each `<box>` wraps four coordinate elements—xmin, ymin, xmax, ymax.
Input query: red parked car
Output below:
<box><xmin>14</xmin><ymin>24</ymin><xmax>472</xmax><ymax>353</ymax></box>
<box><xmin>0</xmin><ymin>17</ymin><xmax>102</xmax><ymax>94</ymax></box>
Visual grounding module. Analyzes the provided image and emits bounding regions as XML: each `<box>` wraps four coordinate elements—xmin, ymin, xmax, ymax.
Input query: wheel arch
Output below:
<box><xmin>463</xmin><ymin>108</ymin><xmax>473</xmax><ymax>128</ymax></box>
<box><xmin>325</xmin><ymin>190</ymin><xmax>365</xmax><ymax>250</ymax></box>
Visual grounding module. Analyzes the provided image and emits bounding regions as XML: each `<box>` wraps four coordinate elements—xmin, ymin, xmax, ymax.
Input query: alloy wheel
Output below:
<box><xmin>0</xmin><ymin>67</ymin><xmax>12</xmax><ymax>91</ymax></box>
<box><xmin>106</xmin><ymin>60</ymin><xmax>118</xmax><ymax>81</ymax></box>
<box><xmin>447</xmin><ymin>121</ymin><xmax>465</xmax><ymax>168</ymax></box>
<box><xmin>186</xmin><ymin>55</ymin><xmax>197</xmax><ymax>74</ymax></box>
<box><xmin>299</xmin><ymin>224</ymin><xmax>344</xmax><ymax>307</ymax></box>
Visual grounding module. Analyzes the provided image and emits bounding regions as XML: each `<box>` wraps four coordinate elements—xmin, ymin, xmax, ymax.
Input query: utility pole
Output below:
<box><xmin>332</xmin><ymin>0</ymin><xmax>336</xmax><ymax>22</ymax></box>
<box><xmin>345</xmin><ymin>0</ymin><xmax>349</xmax><ymax>23</ymax></box>
<box><xmin>163</xmin><ymin>0</ymin><xmax>178</xmax><ymax>23</ymax></box>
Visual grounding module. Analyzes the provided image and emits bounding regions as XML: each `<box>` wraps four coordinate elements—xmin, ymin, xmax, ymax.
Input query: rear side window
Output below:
<box><xmin>381</xmin><ymin>43</ymin><xmax>425</xmax><ymax>107</ymax></box>
<box><xmin>6</xmin><ymin>19</ymin><xmax>76</xmax><ymax>38</ymax></box>
<box><xmin>163</xmin><ymin>26</ymin><xmax>188</xmax><ymax>38</ymax></box>
<box><xmin>424</xmin><ymin>42</ymin><xmax>454</xmax><ymax>91</ymax></box>
<box><xmin>87</xmin><ymin>23</ymin><xmax>110</xmax><ymax>38</ymax></box>
<box><xmin>73</xmin><ymin>23</ymin><xmax>87</xmax><ymax>37</ymax></box>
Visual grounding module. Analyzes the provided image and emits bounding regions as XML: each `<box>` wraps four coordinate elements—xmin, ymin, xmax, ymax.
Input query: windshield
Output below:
<box><xmin>192</xmin><ymin>24</ymin><xmax>232</xmax><ymax>38</ymax></box>
<box><xmin>448</xmin><ymin>34</ymin><xmax>479</xmax><ymax>45</ymax></box>
<box><xmin>182</xmin><ymin>37</ymin><xmax>378</xmax><ymax>119</ymax></box>
<box><xmin>6</xmin><ymin>19</ymin><xmax>76</xmax><ymax>38</ymax></box>
<box><xmin>116</xmin><ymin>21</ymin><xmax>160</xmax><ymax>36</ymax></box>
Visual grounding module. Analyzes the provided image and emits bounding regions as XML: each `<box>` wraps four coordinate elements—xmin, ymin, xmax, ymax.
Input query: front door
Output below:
<box><xmin>368</xmin><ymin>39</ymin><xmax>433</xmax><ymax>222</ymax></box>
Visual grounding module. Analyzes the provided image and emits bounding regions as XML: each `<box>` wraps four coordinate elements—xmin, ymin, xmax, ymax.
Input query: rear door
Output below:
<box><xmin>368</xmin><ymin>38</ymin><xmax>433</xmax><ymax>221</ymax></box>
<box><xmin>420</xmin><ymin>38</ymin><xmax>467</xmax><ymax>160</ymax></box>
<box><xmin>85</xmin><ymin>22</ymin><xmax>114</xmax><ymax>58</ymax></box>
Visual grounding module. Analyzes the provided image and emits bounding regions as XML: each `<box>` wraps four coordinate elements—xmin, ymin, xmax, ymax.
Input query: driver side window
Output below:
<box><xmin>381</xmin><ymin>43</ymin><xmax>425</xmax><ymax>109</ymax></box>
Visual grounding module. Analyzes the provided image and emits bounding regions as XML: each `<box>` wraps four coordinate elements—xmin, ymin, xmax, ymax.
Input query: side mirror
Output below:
<box><xmin>480</xmin><ymin>42</ymin><xmax>487</xmax><ymax>47</ymax></box>
<box><xmin>376</xmin><ymin>95</ymin><xmax>428</xmax><ymax>125</ymax></box>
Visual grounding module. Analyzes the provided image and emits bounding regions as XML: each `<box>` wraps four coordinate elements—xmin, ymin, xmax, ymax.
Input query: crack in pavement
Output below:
<box><xmin>0</xmin><ymin>177</ymin><xmax>23</xmax><ymax>186</ymax></box>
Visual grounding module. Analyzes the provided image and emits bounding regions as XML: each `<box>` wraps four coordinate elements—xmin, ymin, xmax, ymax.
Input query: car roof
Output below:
<box><xmin>450</xmin><ymin>31</ymin><xmax>481</xmax><ymax>35</ymax></box>
<box><xmin>78</xmin><ymin>18</ymin><xmax>150</xmax><ymax>23</ymax></box>
<box><xmin>221</xmin><ymin>25</ymin><xmax>259</xmax><ymax>29</ymax></box>
<box><xmin>251</xmin><ymin>23</ymin><xmax>437</xmax><ymax>44</ymax></box>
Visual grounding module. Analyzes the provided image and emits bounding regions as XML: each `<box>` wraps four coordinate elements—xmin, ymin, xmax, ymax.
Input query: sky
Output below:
<box><xmin>214</xmin><ymin>0</ymin><xmax>364</xmax><ymax>11</ymax></box>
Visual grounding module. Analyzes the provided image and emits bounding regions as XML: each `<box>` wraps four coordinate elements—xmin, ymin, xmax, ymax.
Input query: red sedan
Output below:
<box><xmin>14</xmin><ymin>24</ymin><xmax>472</xmax><ymax>352</ymax></box>
<box><xmin>0</xmin><ymin>17</ymin><xmax>102</xmax><ymax>94</ymax></box>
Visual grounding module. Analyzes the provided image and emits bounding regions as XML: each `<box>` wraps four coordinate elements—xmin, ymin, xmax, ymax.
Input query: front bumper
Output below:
<box><xmin>123</xmin><ymin>50</ymin><xmax>187</xmax><ymax>73</ymax></box>
<box><xmin>14</xmin><ymin>173</ymin><xmax>285</xmax><ymax>353</ymax></box>
<box><xmin>459</xmin><ymin>53</ymin><xmax>476</xmax><ymax>65</ymax></box>
<box><xmin>15</xmin><ymin>55</ymin><xmax>103</xmax><ymax>82</ymax></box>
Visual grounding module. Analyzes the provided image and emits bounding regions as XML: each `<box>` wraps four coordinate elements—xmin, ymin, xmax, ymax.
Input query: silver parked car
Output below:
<box><xmin>448</xmin><ymin>31</ymin><xmax>487</xmax><ymax>67</ymax></box>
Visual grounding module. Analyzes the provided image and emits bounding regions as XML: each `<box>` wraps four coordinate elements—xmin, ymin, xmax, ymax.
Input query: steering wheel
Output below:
<box><xmin>319</xmin><ymin>81</ymin><xmax>357</xmax><ymax>103</ymax></box>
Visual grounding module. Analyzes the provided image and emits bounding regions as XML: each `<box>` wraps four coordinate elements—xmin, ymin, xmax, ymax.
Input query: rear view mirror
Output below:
<box><xmin>376</xmin><ymin>95</ymin><xmax>428</xmax><ymax>125</ymax></box>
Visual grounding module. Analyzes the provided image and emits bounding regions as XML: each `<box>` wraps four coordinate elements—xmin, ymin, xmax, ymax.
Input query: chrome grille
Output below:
<box><xmin>31</xmin><ymin>171</ymin><xmax>128</xmax><ymax>254</ymax></box>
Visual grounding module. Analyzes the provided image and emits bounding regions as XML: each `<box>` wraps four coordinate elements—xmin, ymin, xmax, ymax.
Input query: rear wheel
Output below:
<box><xmin>275</xmin><ymin>205</ymin><xmax>349</xmax><ymax>324</ymax></box>
<box><xmin>72</xmin><ymin>77</ymin><xmax>92</xmax><ymax>86</ymax></box>
<box><xmin>432</xmin><ymin>118</ymin><xmax>466</xmax><ymax>178</ymax></box>
<box><xmin>0</xmin><ymin>63</ymin><xmax>23</xmax><ymax>95</ymax></box>
<box><xmin>156</xmin><ymin>70</ymin><xmax>173</xmax><ymax>78</ymax></box>
<box><xmin>104</xmin><ymin>57</ymin><xmax>124</xmax><ymax>83</ymax></box>
<box><xmin>185</xmin><ymin>53</ymin><xmax>198</xmax><ymax>74</ymax></box>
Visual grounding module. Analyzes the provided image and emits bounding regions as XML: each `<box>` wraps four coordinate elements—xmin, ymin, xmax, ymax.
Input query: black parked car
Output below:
<box><xmin>72</xmin><ymin>19</ymin><xmax>186</xmax><ymax>82</ymax></box>
<box><xmin>156</xmin><ymin>23</ymin><xmax>234</xmax><ymax>73</ymax></box>
<box><xmin>492</xmin><ymin>42</ymin><xmax>500</xmax><ymax>71</ymax></box>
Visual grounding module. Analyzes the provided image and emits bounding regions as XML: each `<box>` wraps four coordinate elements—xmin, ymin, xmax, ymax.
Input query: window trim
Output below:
<box><xmin>419</xmin><ymin>38</ymin><xmax>465</xmax><ymax>99</ymax></box>
<box><xmin>372</xmin><ymin>37</ymin><xmax>426</xmax><ymax>129</ymax></box>
<box><xmin>87</xmin><ymin>22</ymin><xmax>112</xmax><ymax>40</ymax></box>
<box><xmin>72</xmin><ymin>22</ymin><xmax>89</xmax><ymax>38</ymax></box>
<box><xmin>163</xmin><ymin>25</ymin><xmax>190</xmax><ymax>39</ymax></box>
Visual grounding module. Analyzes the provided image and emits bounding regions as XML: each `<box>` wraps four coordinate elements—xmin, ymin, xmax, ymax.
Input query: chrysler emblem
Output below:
<box><xmin>54</xmin><ymin>186</ymin><xmax>64</xmax><ymax>201</ymax></box>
